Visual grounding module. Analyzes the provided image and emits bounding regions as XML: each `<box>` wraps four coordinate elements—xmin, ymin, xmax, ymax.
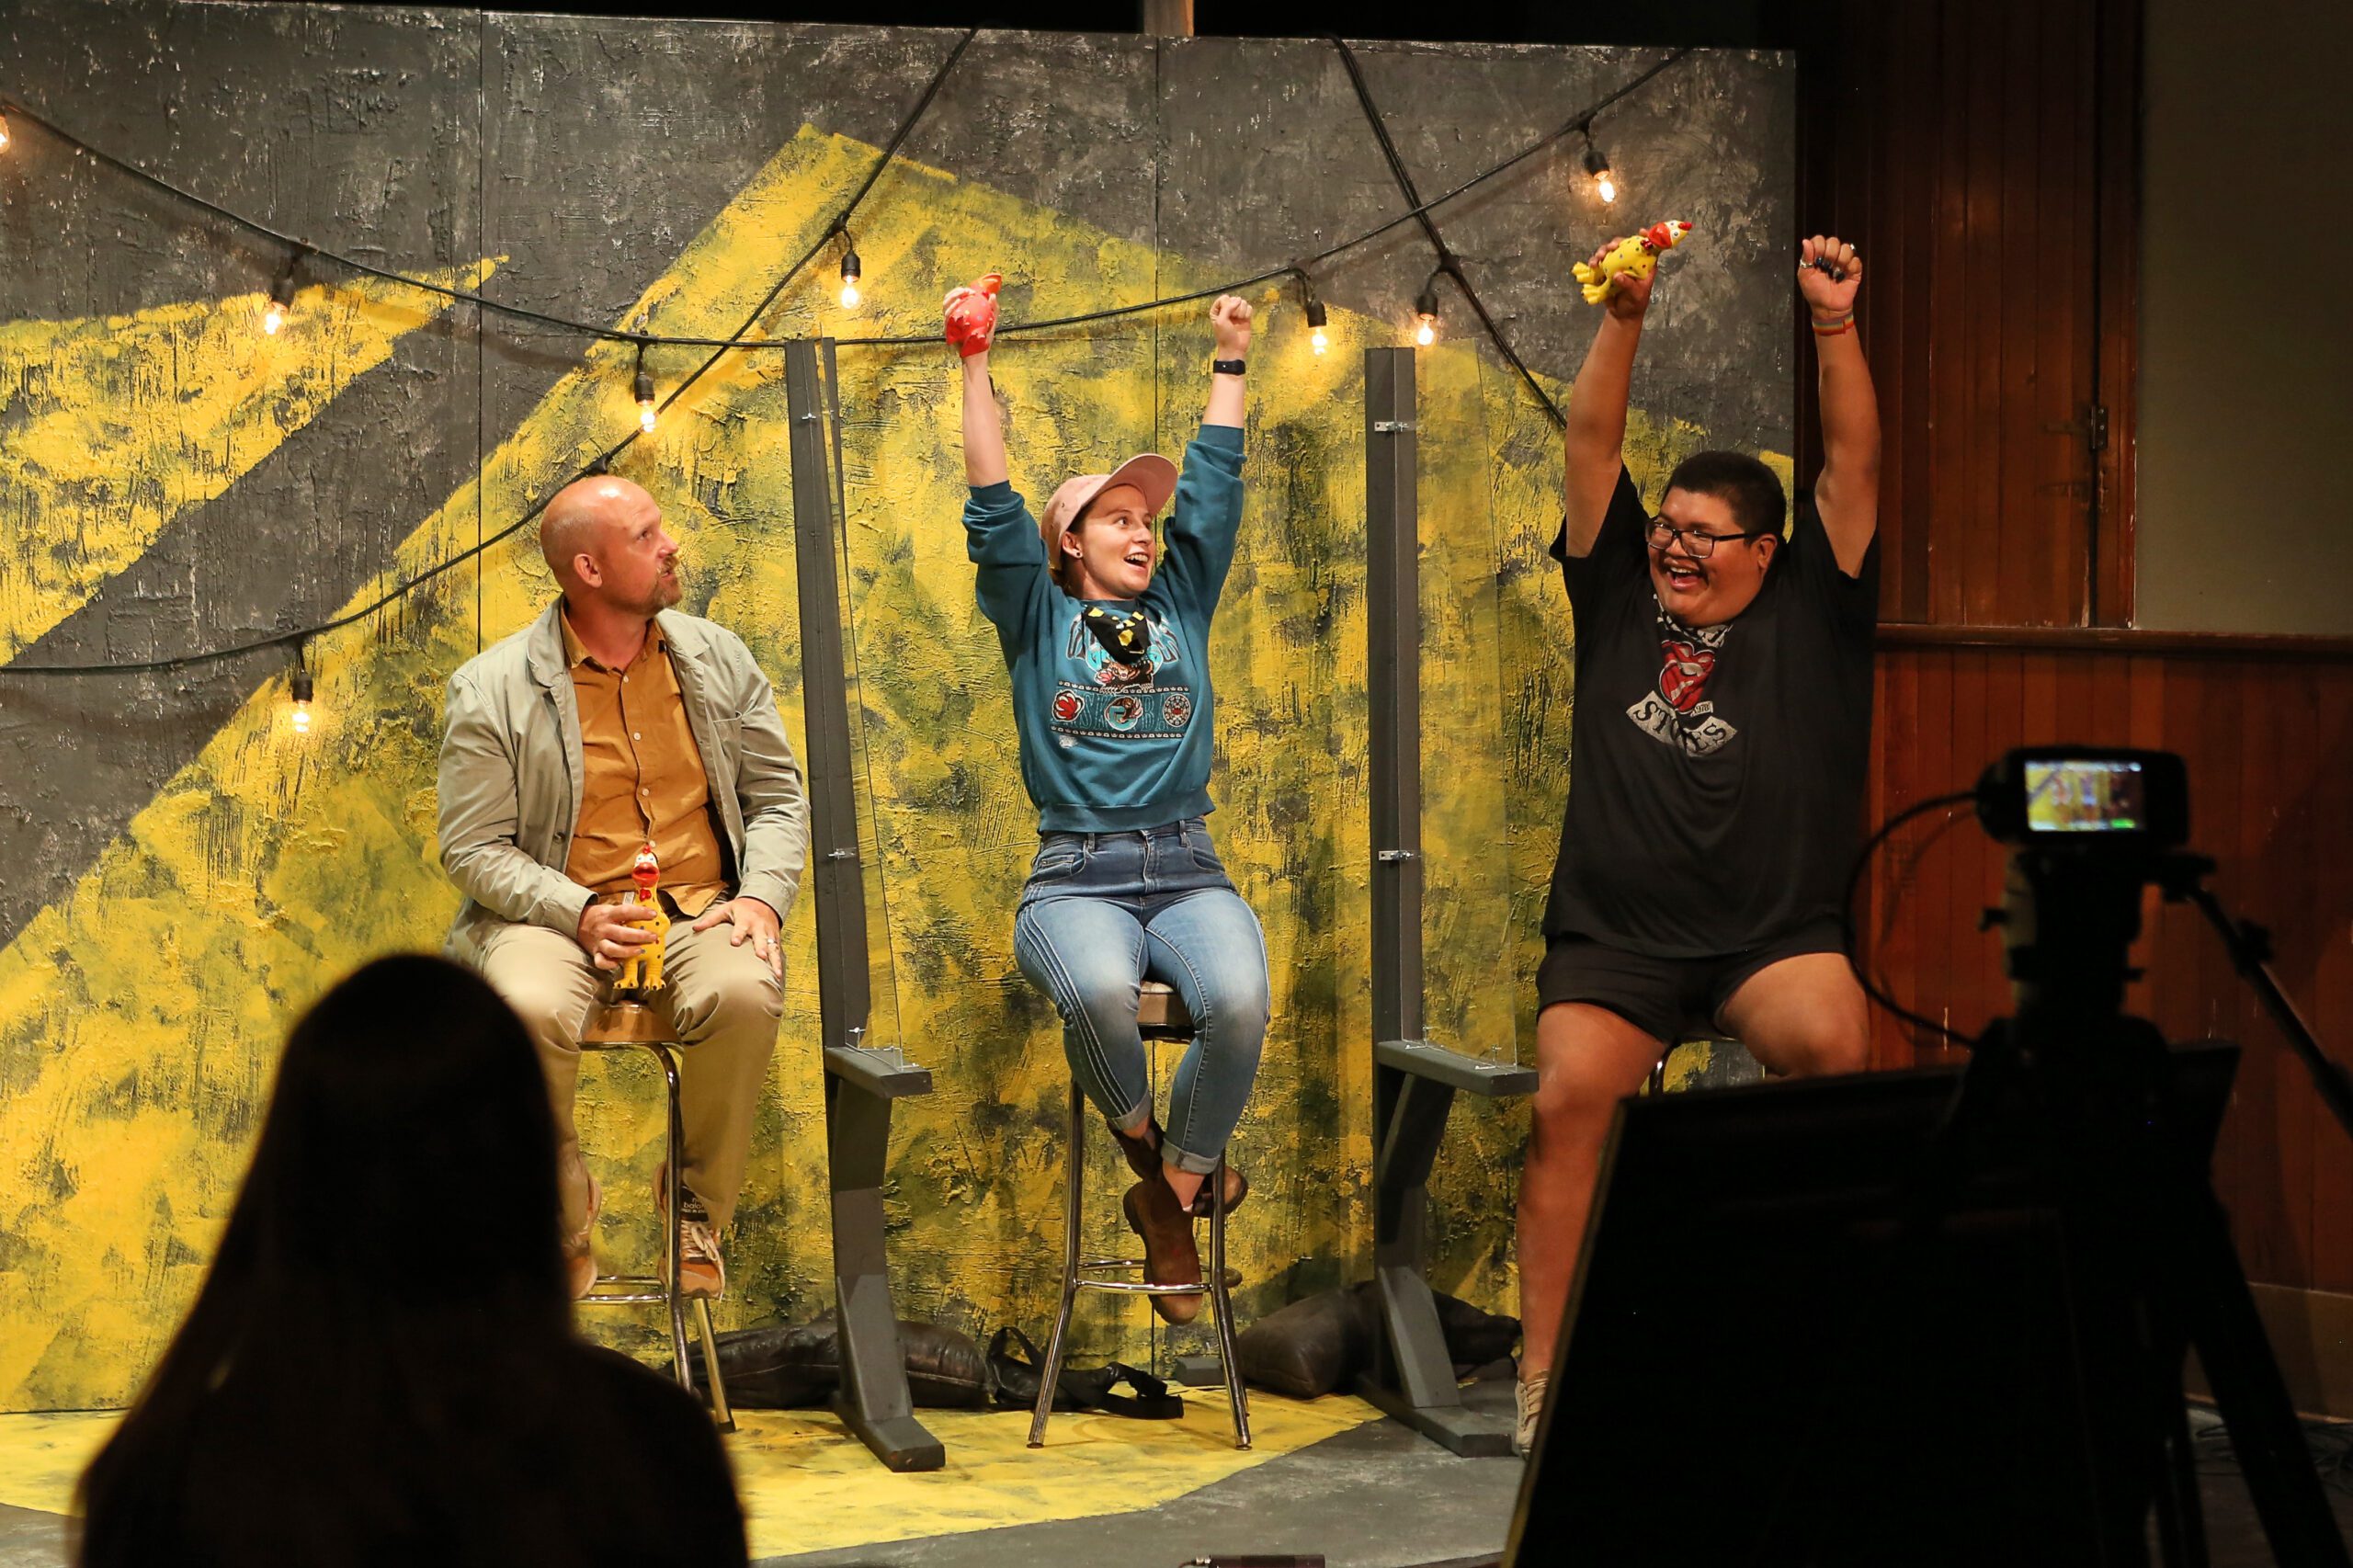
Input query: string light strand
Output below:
<box><xmin>0</xmin><ymin>40</ymin><xmax>1689</xmax><ymax>678</ymax></box>
<box><xmin>0</xmin><ymin>24</ymin><xmax>981</xmax><ymax>677</ymax></box>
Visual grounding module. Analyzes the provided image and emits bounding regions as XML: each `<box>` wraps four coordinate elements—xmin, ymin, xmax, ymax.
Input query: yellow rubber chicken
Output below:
<box><xmin>613</xmin><ymin>843</ymin><xmax>671</xmax><ymax>993</ymax></box>
<box><xmin>1574</xmin><ymin>220</ymin><xmax>1696</xmax><ymax>305</ymax></box>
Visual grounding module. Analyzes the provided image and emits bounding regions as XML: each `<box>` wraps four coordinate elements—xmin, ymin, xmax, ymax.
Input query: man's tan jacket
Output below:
<box><xmin>436</xmin><ymin>600</ymin><xmax>810</xmax><ymax>965</ymax></box>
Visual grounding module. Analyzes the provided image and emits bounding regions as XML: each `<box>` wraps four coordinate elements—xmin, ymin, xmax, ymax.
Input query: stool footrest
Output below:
<box><xmin>1078</xmin><ymin>1262</ymin><xmax>1245</xmax><ymax>1291</ymax></box>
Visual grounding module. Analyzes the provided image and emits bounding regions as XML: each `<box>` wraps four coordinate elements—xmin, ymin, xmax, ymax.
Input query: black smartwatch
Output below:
<box><xmin>1211</xmin><ymin>358</ymin><xmax>1246</xmax><ymax>377</ymax></box>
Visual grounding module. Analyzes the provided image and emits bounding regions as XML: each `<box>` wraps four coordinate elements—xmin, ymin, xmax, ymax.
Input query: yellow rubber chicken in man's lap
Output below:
<box><xmin>613</xmin><ymin>843</ymin><xmax>671</xmax><ymax>993</ymax></box>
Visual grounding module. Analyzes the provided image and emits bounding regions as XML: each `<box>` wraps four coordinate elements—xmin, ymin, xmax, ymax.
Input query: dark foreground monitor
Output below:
<box><xmin>1505</xmin><ymin>1045</ymin><xmax>2238</xmax><ymax>1568</ymax></box>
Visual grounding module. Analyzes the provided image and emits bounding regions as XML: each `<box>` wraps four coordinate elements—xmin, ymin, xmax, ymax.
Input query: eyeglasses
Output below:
<box><xmin>1644</xmin><ymin>517</ymin><xmax>1764</xmax><ymax>558</ymax></box>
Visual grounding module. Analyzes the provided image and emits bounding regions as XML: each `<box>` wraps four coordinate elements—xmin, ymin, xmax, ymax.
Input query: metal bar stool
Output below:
<box><xmin>1029</xmin><ymin>980</ymin><xmax>1250</xmax><ymax>1450</ymax></box>
<box><xmin>577</xmin><ymin>1000</ymin><xmax>734</xmax><ymax>1431</ymax></box>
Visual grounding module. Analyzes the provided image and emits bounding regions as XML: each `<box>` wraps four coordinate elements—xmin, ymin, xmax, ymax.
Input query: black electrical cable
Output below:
<box><xmin>0</xmin><ymin>42</ymin><xmax>1691</xmax><ymax>676</ymax></box>
<box><xmin>0</xmin><ymin>27</ymin><xmax>976</xmax><ymax>351</ymax></box>
<box><xmin>4</xmin><ymin>42</ymin><xmax>1687</xmax><ymax>358</ymax></box>
<box><xmin>1842</xmin><ymin>790</ymin><xmax>1983</xmax><ymax>1050</ymax></box>
<box><xmin>1325</xmin><ymin>34</ymin><xmax>1566</xmax><ymax>430</ymax></box>
<box><xmin>835</xmin><ymin>48</ymin><xmax>1695</xmax><ymax>347</ymax></box>
<box><xmin>0</xmin><ymin>27</ymin><xmax>977</xmax><ymax>676</ymax></box>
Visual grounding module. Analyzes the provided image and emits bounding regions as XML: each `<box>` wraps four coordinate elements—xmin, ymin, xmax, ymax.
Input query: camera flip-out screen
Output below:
<box><xmin>1976</xmin><ymin>747</ymin><xmax>2189</xmax><ymax>848</ymax></box>
<box><xmin>2024</xmin><ymin>758</ymin><xmax>2146</xmax><ymax>835</ymax></box>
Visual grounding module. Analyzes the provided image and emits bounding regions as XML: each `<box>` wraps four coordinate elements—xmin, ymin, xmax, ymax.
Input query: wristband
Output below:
<box><xmin>1811</xmin><ymin>313</ymin><xmax>1854</xmax><ymax>336</ymax></box>
<box><xmin>1211</xmin><ymin>358</ymin><xmax>1246</xmax><ymax>377</ymax></box>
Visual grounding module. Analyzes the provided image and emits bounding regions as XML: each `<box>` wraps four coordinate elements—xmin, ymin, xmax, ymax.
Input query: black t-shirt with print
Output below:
<box><xmin>1543</xmin><ymin>466</ymin><xmax>1880</xmax><ymax>959</ymax></box>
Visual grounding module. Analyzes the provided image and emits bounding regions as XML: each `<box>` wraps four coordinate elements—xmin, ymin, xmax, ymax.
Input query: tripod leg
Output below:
<box><xmin>2165</xmin><ymin>1171</ymin><xmax>2348</xmax><ymax>1566</ymax></box>
<box><xmin>2150</xmin><ymin>1370</ymin><xmax>2208</xmax><ymax>1568</ymax></box>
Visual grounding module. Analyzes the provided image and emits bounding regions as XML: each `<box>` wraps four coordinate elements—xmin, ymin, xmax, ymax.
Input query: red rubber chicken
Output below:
<box><xmin>942</xmin><ymin>272</ymin><xmax>1004</xmax><ymax>357</ymax></box>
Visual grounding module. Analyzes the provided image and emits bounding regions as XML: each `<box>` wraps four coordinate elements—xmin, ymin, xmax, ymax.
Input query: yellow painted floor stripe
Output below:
<box><xmin>0</xmin><ymin>1389</ymin><xmax>1383</xmax><ymax>1558</ymax></box>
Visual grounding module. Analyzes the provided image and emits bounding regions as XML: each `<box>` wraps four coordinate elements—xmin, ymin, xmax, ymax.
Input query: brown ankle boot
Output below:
<box><xmin>1108</xmin><ymin>1117</ymin><xmax>1165</xmax><ymax>1185</ymax></box>
<box><xmin>1121</xmin><ymin>1179</ymin><xmax>1203</xmax><ymax>1324</ymax></box>
<box><xmin>1187</xmin><ymin>1164</ymin><xmax>1249</xmax><ymax>1220</ymax></box>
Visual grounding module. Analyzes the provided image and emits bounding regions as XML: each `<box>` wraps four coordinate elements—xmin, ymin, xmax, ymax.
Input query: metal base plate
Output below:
<box><xmin>832</xmin><ymin>1396</ymin><xmax>946</xmax><ymax>1472</ymax></box>
<box><xmin>1356</xmin><ymin>1374</ymin><xmax>1518</xmax><ymax>1458</ymax></box>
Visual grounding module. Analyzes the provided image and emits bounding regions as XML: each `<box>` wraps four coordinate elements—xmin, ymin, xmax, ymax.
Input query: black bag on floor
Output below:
<box><xmin>1234</xmin><ymin>1281</ymin><xmax>1521</xmax><ymax>1399</ymax></box>
<box><xmin>675</xmin><ymin>1316</ymin><xmax>989</xmax><ymax>1409</ymax></box>
<box><xmin>984</xmin><ymin>1326</ymin><xmax>1184</xmax><ymax>1418</ymax></box>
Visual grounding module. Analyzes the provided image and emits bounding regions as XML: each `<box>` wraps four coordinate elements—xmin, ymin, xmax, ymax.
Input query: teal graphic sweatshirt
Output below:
<box><xmin>964</xmin><ymin>424</ymin><xmax>1245</xmax><ymax>833</ymax></box>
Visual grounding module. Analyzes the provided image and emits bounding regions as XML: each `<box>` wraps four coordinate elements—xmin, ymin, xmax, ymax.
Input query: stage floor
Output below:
<box><xmin>0</xmin><ymin>1381</ymin><xmax>1530</xmax><ymax>1567</ymax></box>
<box><xmin>5</xmin><ymin>1384</ymin><xmax>2345</xmax><ymax>1564</ymax></box>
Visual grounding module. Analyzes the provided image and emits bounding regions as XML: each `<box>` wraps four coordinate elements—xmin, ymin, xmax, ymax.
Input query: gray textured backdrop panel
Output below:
<box><xmin>1</xmin><ymin>0</ymin><xmax>483</xmax><ymax>940</ymax></box>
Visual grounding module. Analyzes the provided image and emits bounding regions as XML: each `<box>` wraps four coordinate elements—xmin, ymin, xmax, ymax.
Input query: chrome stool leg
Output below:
<box><xmin>655</xmin><ymin>1046</ymin><xmax>695</xmax><ymax>1392</ymax></box>
<box><xmin>1207</xmin><ymin>1151</ymin><xmax>1251</xmax><ymax>1449</ymax></box>
<box><xmin>653</xmin><ymin>1043</ymin><xmax>733</xmax><ymax>1431</ymax></box>
<box><xmin>577</xmin><ymin>1029</ymin><xmax>733</xmax><ymax>1432</ymax></box>
<box><xmin>1029</xmin><ymin>1067</ymin><xmax>1252</xmax><ymax>1452</ymax></box>
<box><xmin>1029</xmin><ymin>1080</ymin><xmax>1088</xmax><ymax>1448</ymax></box>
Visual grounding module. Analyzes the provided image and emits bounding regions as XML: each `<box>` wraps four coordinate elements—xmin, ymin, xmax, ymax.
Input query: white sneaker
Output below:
<box><xmin>1514</xmin><ymin>1369</ymin><xmax>1549</xmax><ymax>1458</ymax></box>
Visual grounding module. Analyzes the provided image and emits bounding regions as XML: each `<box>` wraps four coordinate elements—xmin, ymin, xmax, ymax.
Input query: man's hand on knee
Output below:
<box><xmin>690</xmin><ymin>895</ymin><xmax>783</xmax><ymax>980</ymax></box>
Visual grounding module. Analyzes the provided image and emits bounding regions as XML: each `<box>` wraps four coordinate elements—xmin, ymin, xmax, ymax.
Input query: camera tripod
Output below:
<box><xmin>1927</xmin><ymin>843</ymin><xmax>2353</xmax><ymax>1566</ymax></box>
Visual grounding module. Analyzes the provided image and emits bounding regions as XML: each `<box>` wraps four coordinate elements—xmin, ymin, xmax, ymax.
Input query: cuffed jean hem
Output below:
<box><xmin>1159</xmin><ymin>1137</ymin><xmax>1223</xmax><ymax>1176</ymax></box>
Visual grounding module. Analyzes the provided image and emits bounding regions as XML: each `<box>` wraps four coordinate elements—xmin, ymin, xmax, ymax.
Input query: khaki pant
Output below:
<box><xmin>475</xmin><ymin>916</ymin><xmax>782</xmax><ymax>1233</ymax></box>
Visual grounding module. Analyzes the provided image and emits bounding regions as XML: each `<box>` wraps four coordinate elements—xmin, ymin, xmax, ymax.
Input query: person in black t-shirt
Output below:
<box><xmin>1512</xmin><ymin>233</ymin><xmax>1882</xmax><ymax>1454</ymax></box>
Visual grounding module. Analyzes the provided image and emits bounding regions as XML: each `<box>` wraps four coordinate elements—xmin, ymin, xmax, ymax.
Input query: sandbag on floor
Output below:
<box><xmin>672</xmin><ymin>1316</ymin><xmax>990</xmax><ymax>1409</ymax></box>
<box><xmin>1235</xmin><ymin>1281</ymin><xmax>1520</xmax><ymax>1399</ymax></box>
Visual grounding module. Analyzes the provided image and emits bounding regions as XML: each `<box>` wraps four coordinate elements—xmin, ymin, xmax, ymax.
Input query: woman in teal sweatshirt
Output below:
<box><xmin>953</xmin><ymin>286</ymin><xmax>1269</xmax><ymax>1321</ymax></box>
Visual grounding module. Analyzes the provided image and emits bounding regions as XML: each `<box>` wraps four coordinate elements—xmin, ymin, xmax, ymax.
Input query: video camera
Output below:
<box><xmin>1973</xmin><ymin>746</ymin><xmax>2188</xmax><ymax>850</ymax></box>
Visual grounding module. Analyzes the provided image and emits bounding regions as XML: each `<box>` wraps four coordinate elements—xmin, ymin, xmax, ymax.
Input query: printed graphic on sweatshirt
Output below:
<box><xmin>1626</xmin><ymin>597</ymin><xmax>1737</xmax><ymax>756</ymax></box>
<box><xmin>1051</xmin><ymin>607</ymin><xmax>1193</xmax><ymax>740</ymax></box>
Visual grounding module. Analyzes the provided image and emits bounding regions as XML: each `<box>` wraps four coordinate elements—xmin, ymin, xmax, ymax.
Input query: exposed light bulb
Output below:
<box><xmin>635</xmin><ymin>361</ymin><xmax>657</xmax><ymax>434</ymax></box>
<box><xmin>1304</xmin><ymin>292</ymin><xmax>1329</xmax><ymax>355</ymax></box>
<box><xmin>1414</xmin><ymin>283</ymin><xmax>1440</xmax><ymax>347</ymax></box>
<box><xmin>263</xmin><ymin>256</ymin><xmax>298</xmax><ymax>335</ymax></box>
<box><xmin>289</xmin><ymin>665</ymin><xmax>315</xmax><ymax>737</ymax></box>
<box><xmin>838</xmin><ymin>245</ymin><xmax>862</xmax><ymax>312</ymax></box>
<box><xmin>1583</xmin><ymin>139</ymin><xmax>1618</xmax><ymax>205</ymax></box>
<box><xmin>0</xmin><ymin>113</ymin><xmax>13</xmax><ymax>153</ymax></box>
<box><xmin>1312</xmin><ymin>325</ymin><xmax>1329</xmax><ymax>354</ymax></box>
<box><xmin>1415</xmin><ymin>318</ymin><xmax>1436</xmax><ymax>347</ymax></box>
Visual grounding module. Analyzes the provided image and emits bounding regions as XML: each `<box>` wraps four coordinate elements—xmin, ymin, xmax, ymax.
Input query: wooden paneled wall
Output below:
<box><xmin>1790</xmin><ymin>0</ymin><xmax>2353</xmax><ymax>1298</ymax></box>
<box><xmin>1861</xmin><ymin>631</ymin><xmax>2353</xmax><ymax>1291</ymax></box>
<box><xmin>1791</xmin><ymin>0</ymin><xmax>2139</xmax><ymax>626</ymax></box>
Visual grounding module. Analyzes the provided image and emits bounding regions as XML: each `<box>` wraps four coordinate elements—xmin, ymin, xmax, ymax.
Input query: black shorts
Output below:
<box><xmin>1534</xmin><ymin>917</ymin><xmax>1848</xmax><ymax>1045</ymax></box>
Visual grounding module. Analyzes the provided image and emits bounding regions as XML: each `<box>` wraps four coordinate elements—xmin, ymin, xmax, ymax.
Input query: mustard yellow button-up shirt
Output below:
<box><xmin>560</xmin><ymin>609</ymin><xmax>727</xmax><ymax>916</ymax></box>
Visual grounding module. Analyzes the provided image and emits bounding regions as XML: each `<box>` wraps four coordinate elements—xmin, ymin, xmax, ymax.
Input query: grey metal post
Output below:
<box><xmin>1355</xmin><ymin>347</ymin><xmax>1539</xmax><ymax>1457</ymax></box>
<box><xmin>785</xmin><ymin>339</ymin><xmax>944</xmax><ymax>1472</ymax></box>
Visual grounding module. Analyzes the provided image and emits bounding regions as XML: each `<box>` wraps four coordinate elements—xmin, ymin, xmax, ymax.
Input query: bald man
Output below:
<box><xmin>438</xmin><ymin>476</ymin><xmax>809</xmax><ymax>1300</ymax></box>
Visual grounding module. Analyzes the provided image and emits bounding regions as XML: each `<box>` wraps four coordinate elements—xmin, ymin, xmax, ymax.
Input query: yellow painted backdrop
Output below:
<box><xmin>0</xmin><ymin>125</ymin><xmax>1776</xmax><ymax>1409</ymax></box>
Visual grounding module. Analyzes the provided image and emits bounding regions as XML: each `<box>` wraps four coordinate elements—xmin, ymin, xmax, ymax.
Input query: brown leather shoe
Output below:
<box><xmin>1121</xmin><ymin>1179</ymin><xmax>1203</xmax><ymax>1324</ymax></box>
<box><xmin>655</xmin><ymin>1165</ymin><xmax>725</xmax><ymax>1301</ymax></box>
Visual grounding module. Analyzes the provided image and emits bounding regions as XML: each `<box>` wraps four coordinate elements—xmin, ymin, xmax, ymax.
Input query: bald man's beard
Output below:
<box><xmin>609</xmin><ymin>567</ymin><xmax>684</xmax><ymax>618</ymax></box>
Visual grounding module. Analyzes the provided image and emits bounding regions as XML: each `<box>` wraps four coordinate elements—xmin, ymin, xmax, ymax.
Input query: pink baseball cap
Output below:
<box><xmin>1039</xmin><ymin>453</ymin><xmax>1178</xmax><ymax>576</ymax></box>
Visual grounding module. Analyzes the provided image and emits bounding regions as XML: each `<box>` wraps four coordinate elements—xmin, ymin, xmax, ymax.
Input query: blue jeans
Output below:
<box><xmin>1012</xmin><ymin>818</ymin><xmax>1269</xmax><ymax>1175</ymax></box>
